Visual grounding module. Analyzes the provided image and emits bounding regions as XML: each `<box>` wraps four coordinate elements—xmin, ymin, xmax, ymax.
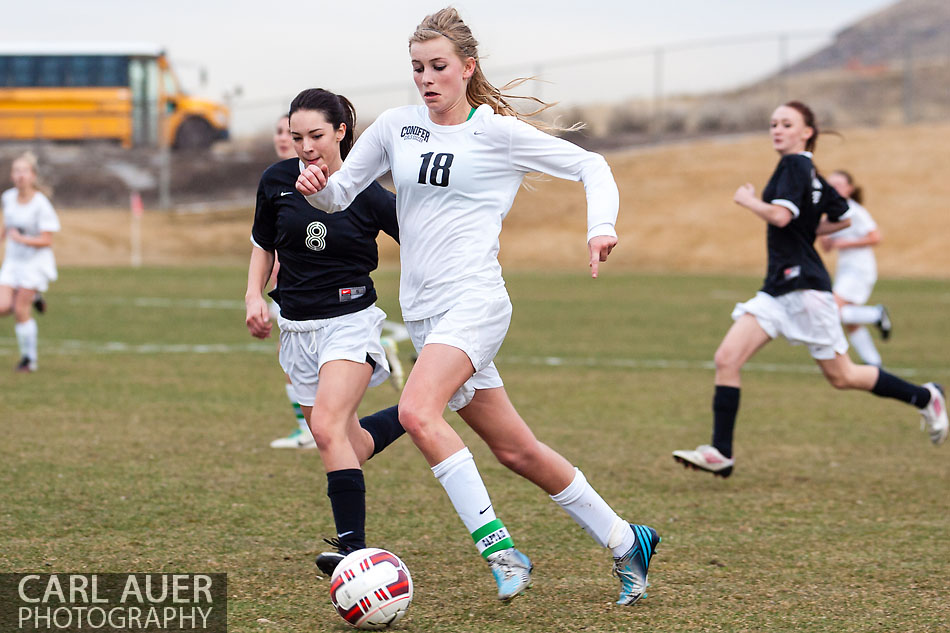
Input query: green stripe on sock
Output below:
<box><xmin>471</xmin><ymin>519</ymin><xmax>514</xmax><ymax>559</ymax></box>
<box><xmin>472</xmin><ymin>519</ymin><xmax>504</xmax><ymax>542</ymax></box>
<box><xmin>481</xmin><ymin>537</ymin><xmax>514</xmax><ymax>558</ymax></box>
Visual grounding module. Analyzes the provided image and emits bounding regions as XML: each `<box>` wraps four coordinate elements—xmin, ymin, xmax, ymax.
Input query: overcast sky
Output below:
<box><xmin>2</xmin><ymin>0</ymin><xmax>896</xmax><ymax>134</ymax></box>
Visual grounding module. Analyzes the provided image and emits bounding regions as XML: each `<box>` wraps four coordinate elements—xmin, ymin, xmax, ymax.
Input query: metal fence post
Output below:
<box><xmin>777</xmin><ymin>32</ymin><xmax>789</xmax><ymax>103</ymax></box>
<box><xmin>653</xmin><ymin>46</ymin><xmax>664</xmax><ymax>139</ymax></box>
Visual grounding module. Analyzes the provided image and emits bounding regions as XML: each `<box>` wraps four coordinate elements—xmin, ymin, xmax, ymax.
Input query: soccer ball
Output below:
<box><xmin>329</xmin><ymin>548</ymin><xmax>413</xmax><ymax>630</ymax></box>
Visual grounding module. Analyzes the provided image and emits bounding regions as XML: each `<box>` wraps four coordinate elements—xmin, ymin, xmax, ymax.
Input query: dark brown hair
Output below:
<box><xmin>288</xmin><ymin>89</ymin><xmax>357</xmax><ymax>159</ymax></box>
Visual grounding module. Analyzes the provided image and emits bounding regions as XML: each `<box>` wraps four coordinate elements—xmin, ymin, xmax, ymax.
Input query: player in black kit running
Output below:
<box><xmin>245</xmin><ymin>89</ymin><xmax>404</xmax><ymax>574</ymax></box>
<box><xmin>673</xmin><ymin>100</ymin><xmax>948</xmax><ymax>477</ymax></box>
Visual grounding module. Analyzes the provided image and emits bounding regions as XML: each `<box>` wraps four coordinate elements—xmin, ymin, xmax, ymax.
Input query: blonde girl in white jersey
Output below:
<box><xmin>819</xmin><ymin>170</ymin><xmax>890</xmax><ymax>366</ymax></box>
<box><xmin>0</xmin><ymin>152</ymin><xmax>60</xmax><ymax>373</ymax></box>
<box><xmin>297</xmin><ymin>7</ymin><xmax>659</xmax><ymax>607</ymax></box>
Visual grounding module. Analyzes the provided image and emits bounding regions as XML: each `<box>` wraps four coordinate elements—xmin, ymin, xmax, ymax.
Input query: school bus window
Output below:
<box><xmin>66</xmin><ymin>56</ymin><xmax>92</xmax><ymax>86</ymax></box>
<box><xmin>37</xmin><ymin>57</ymin><xmax>65</xmax><ymax>87</ymax></box>
<box><xmin>100</xmin><ymin>56</ymin><xmax>127</xmax><ymax>87</ymax></box>
<box><xmin>12</xmin><ymin>57</ymin><xmax>34</xmax><ymax>87</ymax></box>
<box><xmin>163</xmin><ymin>70</ymin><xmax>178</xmax><ymax>96</ymax></box>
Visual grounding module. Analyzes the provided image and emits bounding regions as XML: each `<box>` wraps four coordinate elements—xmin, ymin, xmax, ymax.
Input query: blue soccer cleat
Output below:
<box><xmin>486</xmin><ymin>548</ymin><xmax>533</xmax><ymax>601</ymax></box>
<box><xmin>613</xmin><ymin>524</ymin><xmax>660</xmax><ymax>606</ymax></box>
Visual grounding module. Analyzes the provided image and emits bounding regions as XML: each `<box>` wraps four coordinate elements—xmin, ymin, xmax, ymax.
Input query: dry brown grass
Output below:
<box><xmin>51</xmin><ymin>122</ymin><xmax>950</xmax><ymax>277</ymax></box>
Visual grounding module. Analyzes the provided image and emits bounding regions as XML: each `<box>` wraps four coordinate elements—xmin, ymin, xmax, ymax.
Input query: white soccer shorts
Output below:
<box><xmin>0</xmin><ymin>259</ymin><xmax>54</xmax><ymax>292</ymax></box>
<box><xmin>732</xmin><ymin>290</ymin><xmax>849</xmax><ymax>360</ymax></box>
<box><xmin>833</xmin><ymin>268</ymin><xmax>876</xmax><ymax>306</ymax></box>
<box><xmin>405</xmin><ymin>293</ymin><xmax>510</xmax><ymax>411</ymax></box>
<box><xmin>277</xmin><ymin>304</ymin><xmax>390</xmax><ymax>407</ymax></box>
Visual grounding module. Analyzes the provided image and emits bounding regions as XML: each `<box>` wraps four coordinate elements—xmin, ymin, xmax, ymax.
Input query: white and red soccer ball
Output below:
<box><xmin>329</xmin><ymin>548</ymin><xmax>413</xmax><ymax>630</ymax></box>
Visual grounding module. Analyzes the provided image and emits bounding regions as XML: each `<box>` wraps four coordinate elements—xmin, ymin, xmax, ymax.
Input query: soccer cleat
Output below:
<box><xmin>380</xmin><ymin>336</ymin><xmax>405</xmax><ymax>391</ymax></box>
<box><xmin>486</xmin><ymin>548</ymin><xmax>533</xmax><ymax>601</ymax></box>
<box><xmin>876</xmin><ymin>305</ymin><xmax>892</xmax><ymax>341</ymax></box>
<box><xmin>316</xmin><ymin>551</ymin><xmax>346</xmax><ymax>577</ymax></box>
<box><xmin>919</xmin><ymin>383</ymin><xmax>948</xmax><ymax>445</ymax></box>
<box><xmin>269</xmin><ymin>427</ymin><xmax>316</xmax><ymax>449</ymax></box>
<box><xmin>613</xmin><ymin>524</ymin><xmax>661</xmax><ymax>606</ymax></box>
<box><xmin>315</xmin><ymin>537</ymin><xmax>356</xmax><ymax>578</ymax></box>
<box><xmin>672</xmin><ymin>444</ymin><xmax>734</xmax><ymax>478</ymax></box>
<box><xmin>33</xmin><ymin>293</ymin><xmax>46</xmax><ymax>314</ymax></box>
<box><xmin>15</xmin><ymin>356</ymin><xmax>37</xmax><ymax>373</ymax></box>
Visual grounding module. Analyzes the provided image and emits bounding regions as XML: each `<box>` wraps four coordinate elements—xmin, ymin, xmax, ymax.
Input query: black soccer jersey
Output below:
<box><xmin>759</xmin><ymin>153</ymin><xmax>849</xmax><ymax>297</ymax></box>
<box><xmin>251</xmin><ymin>158</ymin><xmax>398</xmax><ymax>321</ymax></box>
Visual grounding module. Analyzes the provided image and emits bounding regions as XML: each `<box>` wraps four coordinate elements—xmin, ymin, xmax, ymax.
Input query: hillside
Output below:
<box><xmin>573</xmin><ymin>0</ymin><xmax>950</xmax><ymax>143</ymax></box>
<box><xmin>47</xmin><ymin>122</ymin><xmax>950</xmax><ymax>279</ymax></box>
<box><xmin>790</xmin><ymin>0</ymin><xmax>950</xmax><ymax>72</ymax></box>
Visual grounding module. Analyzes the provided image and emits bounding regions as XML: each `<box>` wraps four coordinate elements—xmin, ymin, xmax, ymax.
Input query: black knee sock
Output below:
<box><xmin>711</xmin><ymin>386</ymin><xmax>740</xmax><ymax>459</ymax></box>
<box><xmin>326</xmin><ymin>469</ymin><xmax>366</xmax><ymax>551</ymax></box>
<box><xmin>871</xmin><ymin>370</ymin><xmax>931</xmax><ymax>408</ymax></box>
<box><xmin>359</xmin><ymin>405</ymin><xmax>403</xmax><ymax>457</ymax></box>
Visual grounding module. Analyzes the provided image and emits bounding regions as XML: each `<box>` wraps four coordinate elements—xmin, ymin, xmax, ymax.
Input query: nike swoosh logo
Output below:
<box><xmin>473</xmin><ymin>131</ymin><xmax>484</xmax><ymax>135</ymax></box>
<box><xmin>337</xmin><ymin>531</ymin><xmax>354</xmax><ymax>538</ymax></box>
<box><xmin>280</xmin><ymin>191</ymin><xmax>294</xmax><ymax>196</ymax></box>
<box><xmin>478</xmin><ymin>504</ymin><xmax>492</xmax><ymax>515</ymax></box>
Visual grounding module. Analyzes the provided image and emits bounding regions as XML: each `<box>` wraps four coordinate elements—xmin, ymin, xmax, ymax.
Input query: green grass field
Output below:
<box><xmin>2</xmin><ymin>267</ymin><xmax>948</xmax><ymax>632</ymax></box>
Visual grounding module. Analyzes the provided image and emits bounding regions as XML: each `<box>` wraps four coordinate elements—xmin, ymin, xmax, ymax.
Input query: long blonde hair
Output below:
<box><xmin>409</xmin><ymin>8</ymin><xmax>569</xmax><ymax>131</ymax></box>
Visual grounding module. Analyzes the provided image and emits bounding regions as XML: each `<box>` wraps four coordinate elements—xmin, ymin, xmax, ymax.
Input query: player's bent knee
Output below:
<box><xmin>397</xmin><ymin>405</ymin><xmax>437</xmax><ymax>439</ymax></box>
<box><xmin>309</xmin><ymin>423</ymin><xmax>348</xmax><ymax>452</ymax></box>
<box><xmin>714</xmin><ymin>347</ymin><xmax>742</xmax><ymax>373</ymax></box>
<box><xmin>824</xmin><ymin>371</ymin><xmax>852</xmax><ymax>390</ymax></box>
<box><xmin>492</xmin><ymin>442</ymin><xmax>541</xmax><ymax>476</ymax></box>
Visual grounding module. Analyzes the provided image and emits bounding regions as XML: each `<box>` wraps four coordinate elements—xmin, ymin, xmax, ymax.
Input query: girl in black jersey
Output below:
<box><xmin>244</xmin><ymin>89</ymin><xmax>404</xmax><ymax>574</ymax></box>
<box><xmin>673</xmin><ymin>101</ymin><xmax>947</xmax><ymax>477</ymax></box>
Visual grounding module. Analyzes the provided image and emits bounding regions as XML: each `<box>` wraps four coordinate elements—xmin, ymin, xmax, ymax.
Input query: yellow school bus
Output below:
<box><xmin>0</xmin><ymin>43</ymin><xmax>229</xmax><ymax>149</ymax></box>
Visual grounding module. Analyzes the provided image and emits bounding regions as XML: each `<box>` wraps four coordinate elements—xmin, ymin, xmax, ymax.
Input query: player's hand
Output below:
<box><xmin>588</xmin><ymin>235</ymin><xmax>617</xmax><ymax>279</ymax></box>
<box><xmin>8</xmin><ymin>228</ymin><xmax>23</xmax><ymax>243</ymax></box>
<box><xmin>733</xmin><ymin>183</ymin><xmax>756</xmax><ymax>206</ymax></box>
<box><xmin>818</xmin><ymin>236</ymin><xmax>835</xmax><ymax>252</ymax></box>
<box><xmin>245</xmin><ymin>297</ymin><xmax>272</xmax><ymax>339</ymax></box>
<box><xmin>296</xmin><ymin>164</ymin><xmax>329</xmax><ymax>195</ymax></box>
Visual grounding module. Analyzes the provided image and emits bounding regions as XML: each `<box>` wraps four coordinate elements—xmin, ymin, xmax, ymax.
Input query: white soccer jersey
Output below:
<box><xmin>304</xmin><ymin>104</ymin><xmax>619</xmax><ymax>320</ymax></box>
<box><xmin>1</xmin><ymin>188</ymin><xmax>60</xmax><ymax>280</ymax></box>
<box><xmin>829</xmin><ymin>199</ymin><xmax>877</xmax><ymax>278</ymax></box>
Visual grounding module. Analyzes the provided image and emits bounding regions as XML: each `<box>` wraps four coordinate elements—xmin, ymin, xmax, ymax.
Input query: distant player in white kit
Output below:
<box><xmin>0</xmin><ymin>152</ymin><xmax>60</xmax><ymax>373</ymax></box>
<box><xmin>819</xmin><ymin>169</ymin><xmax>890</xmax><ymax>367</ymax></box>
<box><xmin>297</xmin><ymin>7</ymin><xmax>659</xmax><ymax>607</ymax></box>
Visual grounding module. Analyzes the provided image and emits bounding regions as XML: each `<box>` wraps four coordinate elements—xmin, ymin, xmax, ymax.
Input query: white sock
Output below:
<box><xmin>848</xmin><ymin>326</ymin><xmax>882</xmax><ymax>366</ymax></box>
<box><xmin>15</xmin><ymin>319</ymin><xmax>38</xmax><ymax>361</ymax></box>
<box><xmin>431</xmin><ymin>447</ymin><xmax>513</xmax><ymax>558</ymax></box>
<box><xmin>285</xmin><ymin>383</ymin><xmax>311</xmax><ymax>436</ymax></box>
<box><xmin>550</xmin><ymin>468</ymin><xmax>634</xmax><ymax>558</ymax></box>
<box><xmin>840</xmin><ymin>304</ymin><xmax>882</xmax><ymax>326</ymax></box>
